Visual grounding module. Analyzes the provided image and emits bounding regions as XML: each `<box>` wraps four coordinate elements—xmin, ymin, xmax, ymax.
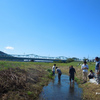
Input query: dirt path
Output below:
<box><xmin>39</xmin><ymin>74</ymin><xmax>82</xmax><ymax>100</ymax></box>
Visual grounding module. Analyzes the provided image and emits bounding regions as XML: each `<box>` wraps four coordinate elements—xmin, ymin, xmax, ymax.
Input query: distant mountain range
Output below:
<box><xmin>0</xmin><ymin>51</ymin><xmax>12</xmax><ymax>57</ymax></box>
<box><xmin>0</xmin><ymin>51</ymin><xmax>81</xmax><ymax>61</ymax></box>
<box><xmin>0</xmin><ymin>51</ymin><xmax>68</xmax><ymax>60</ymax></box>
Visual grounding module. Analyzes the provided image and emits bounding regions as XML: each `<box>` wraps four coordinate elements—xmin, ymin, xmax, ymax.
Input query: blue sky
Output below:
<box><xmin>0</xmin><ymin>0</ymin><xmax>100</xmax><ymax>59</ymax></box>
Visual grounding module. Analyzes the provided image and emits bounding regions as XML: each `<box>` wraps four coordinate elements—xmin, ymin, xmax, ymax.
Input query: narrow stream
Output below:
<box><xmin>39</xmin><ymin>74</ymin><xmax>82</xmax><ymax>100</ymax></box>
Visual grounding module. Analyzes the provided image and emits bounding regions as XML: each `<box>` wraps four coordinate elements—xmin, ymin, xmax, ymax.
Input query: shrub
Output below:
<box><xmin>27</xmin><ymin>91</ymin><xmax>33</xmax><ymax>95</ymax></box>
<box><xmin>66</xmin><ymin>58</ymin><xmax>74</xmax><ymax>63</ymax></box>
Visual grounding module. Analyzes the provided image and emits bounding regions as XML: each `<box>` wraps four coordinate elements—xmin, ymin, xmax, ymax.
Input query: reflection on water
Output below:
<box><xmin>39</xmin><ymin>74</ymin><xmax>82</xmax><ymax>100</ymax></box>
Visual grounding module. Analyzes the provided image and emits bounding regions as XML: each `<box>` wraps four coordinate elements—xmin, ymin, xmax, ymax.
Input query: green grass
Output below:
<box><xmin>0</xmin><ymin>61</ymin><xmax>55</xmax><ymax>100</ymax></box>
<box><xmin>27</xmin><ymin>91</ymin><xmax>33</xmax><ymax>95</ymax></box>
<box><xmin>0</xmin><ymin>60</ymin><xmax>98</xmax><ymax>100</ymax></box>
<box><xmin>75</xmin><ymin>77</ymin><xmax>81</xmax><ymax>84</ymax></box>
<box><xmin>47</xmin><ymin>69</ymin><xmax>54</xmax><ymax>79</ymax></box>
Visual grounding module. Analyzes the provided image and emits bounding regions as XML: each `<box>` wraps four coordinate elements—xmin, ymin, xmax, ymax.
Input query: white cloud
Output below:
<box><xmin>5</xmin><ymin>46</ymin><xmax>14</xmax><ymax>50</ymax></box>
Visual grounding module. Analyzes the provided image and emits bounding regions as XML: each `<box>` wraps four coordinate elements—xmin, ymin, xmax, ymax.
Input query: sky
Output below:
<box><xmin>0</xmin><ymin>0</ymin><xmax>100</xmax><ymax>59</ymax></box>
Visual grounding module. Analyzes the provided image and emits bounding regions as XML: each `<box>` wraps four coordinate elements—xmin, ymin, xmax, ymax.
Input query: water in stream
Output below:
<box><xmin>39</xmin><ymin>74</ymin><xmax>82</xmax><ymax>100</ymax></box>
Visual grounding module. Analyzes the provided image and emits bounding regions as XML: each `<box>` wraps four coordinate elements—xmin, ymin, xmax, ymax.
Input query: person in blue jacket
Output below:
<box><xmin>95</xmin><ymin>57</ymin><xmax>100</xmax><ymax>84</ymax></box>
<box><xmin>56</xmin><ymin>67</ymin><xmax>62</xmax><ymax>82</ymax></box>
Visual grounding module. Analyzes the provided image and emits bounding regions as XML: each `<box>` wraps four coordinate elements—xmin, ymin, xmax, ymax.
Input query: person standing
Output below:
<box><xmin>95</xmin><ymin>57</ymin><xmax>100</xmax><ymax>84</ymax></box>
<box><xmin>56</xmin><ymin>67</ymin><xmax>62</xmax><ymax>81</ymax></box>
<box><xmin>69</xmin><ymin>65</ymin><xmax>76</xmax><ymax>84</ymax></box>
<box><xmin>52</xmin><ymin>64</ymin><xmax>56</xmax><ymax>76</ymax></box>
<box><xmin>81</xmin><ymin>61</ymin><xmax>89</xmax><ymax>83</ymax></box>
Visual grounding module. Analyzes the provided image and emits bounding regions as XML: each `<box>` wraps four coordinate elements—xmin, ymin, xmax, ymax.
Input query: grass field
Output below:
<box><xmin>0</xmin><ymin>61</ymin><xmax>100</xmax><ymax>100</ymax></box>
<box><xmin>0</xmin><ymin>61</ymin><xmax>54</xmax><ymax>100</ymax></box>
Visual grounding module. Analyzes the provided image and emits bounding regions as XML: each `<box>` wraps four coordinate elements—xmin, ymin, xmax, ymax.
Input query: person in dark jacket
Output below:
<box><xmin>69</xmin><ymin>65</ymin><xmax>76</xmax><ymax>84</ymax></box>
<box><xmin>88</xmin><ymin>70</ymin><xmax>95</xmax><ymax>79</ymax></box>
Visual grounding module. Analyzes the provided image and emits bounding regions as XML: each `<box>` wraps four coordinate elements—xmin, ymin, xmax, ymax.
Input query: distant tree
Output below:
<box><xmin>53</xmin><ymin>60</ymin><xmax>65</xmax><ymax>63</ymax></box>
<box><xmin>31</xmin><ymin>59</ymin><xmax>34</xmax><ymax>62</ymax></box>
<box><xmin>66</xmin><ymin>58</ymin><xmax>74</xmax><ymax>63</ymax></box>
<box><xmin>83</xmin><ymin>57</ymin><xmax>89</xmax><ymax>62</ymax></box>
<box><xmin>72</xmin><ymin>57</ymin><xmax>79</xmax><ymax>61</ymax></box>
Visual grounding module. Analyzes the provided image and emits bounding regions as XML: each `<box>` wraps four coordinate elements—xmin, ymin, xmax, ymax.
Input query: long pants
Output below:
<box><xmin>83</xmin><ymin>72</ymin><xmax>88</xmax><ymax>81</ymax></box>
<box><xmin>58</xmin><ymin>73</ymin><xmax>61</xmax><ymax>81</ymax></box>
<box><xmin>88</xmin><ymin>75</ymin><xmax>93</xmax><ymax>79</ymax></box>
<box><xmin>95</xmin><ymin>70</ymin><xmax>100</xmax><ymax>84</ymax></box>
<box><xmin>52</xmin><ymin>71</ymin><xmax>55</xmax><ymax>76</ymax></box>
<box><xmin>69</xmin><ymin>75</ymin><xmax>74</xmax><ymax>81</ymax></box>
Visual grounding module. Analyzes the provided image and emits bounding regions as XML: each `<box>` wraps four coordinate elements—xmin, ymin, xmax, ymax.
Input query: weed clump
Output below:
<box><xmin>47</xmin><ymin>69</ymin><xmax>54</xmax><ymax>79</ymax></box>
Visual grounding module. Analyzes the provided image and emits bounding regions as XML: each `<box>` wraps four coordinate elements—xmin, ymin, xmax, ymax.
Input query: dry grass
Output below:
<box><xmin>0</xmin><ymin>61</ymin><xmax>52</xmax><ymax>100</ymax></box>
<box><xmin>0</xmin><ymin>61</ymin><xmax>100</xmax><ymax>100</ymax></box>
<box><xmin>0</xmin><ymin>67</ymin><xmax>49</xmax><ymax>100</ymax></box>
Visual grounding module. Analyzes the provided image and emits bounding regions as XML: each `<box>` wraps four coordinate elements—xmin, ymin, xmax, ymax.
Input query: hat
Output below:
<box><xmin>95</xmin><ymin>57</ymin><xmax>99</xmax><ymax>60</ymax></box>
<box><xmin>84</xmin><ymin>61</ymin><xmax>87</xmax><ymax>63</ymax></box>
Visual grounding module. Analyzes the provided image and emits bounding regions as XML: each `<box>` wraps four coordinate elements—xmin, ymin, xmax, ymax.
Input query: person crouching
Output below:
<box><xmin>88</xmin><ymin>70</ymin><xmax>95</xmax><ymax>79</ymax></box>
<box><xmin>56</xmin><ymin>67</ymin><xmax>62</xmax><ymax>82</ymax></box>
